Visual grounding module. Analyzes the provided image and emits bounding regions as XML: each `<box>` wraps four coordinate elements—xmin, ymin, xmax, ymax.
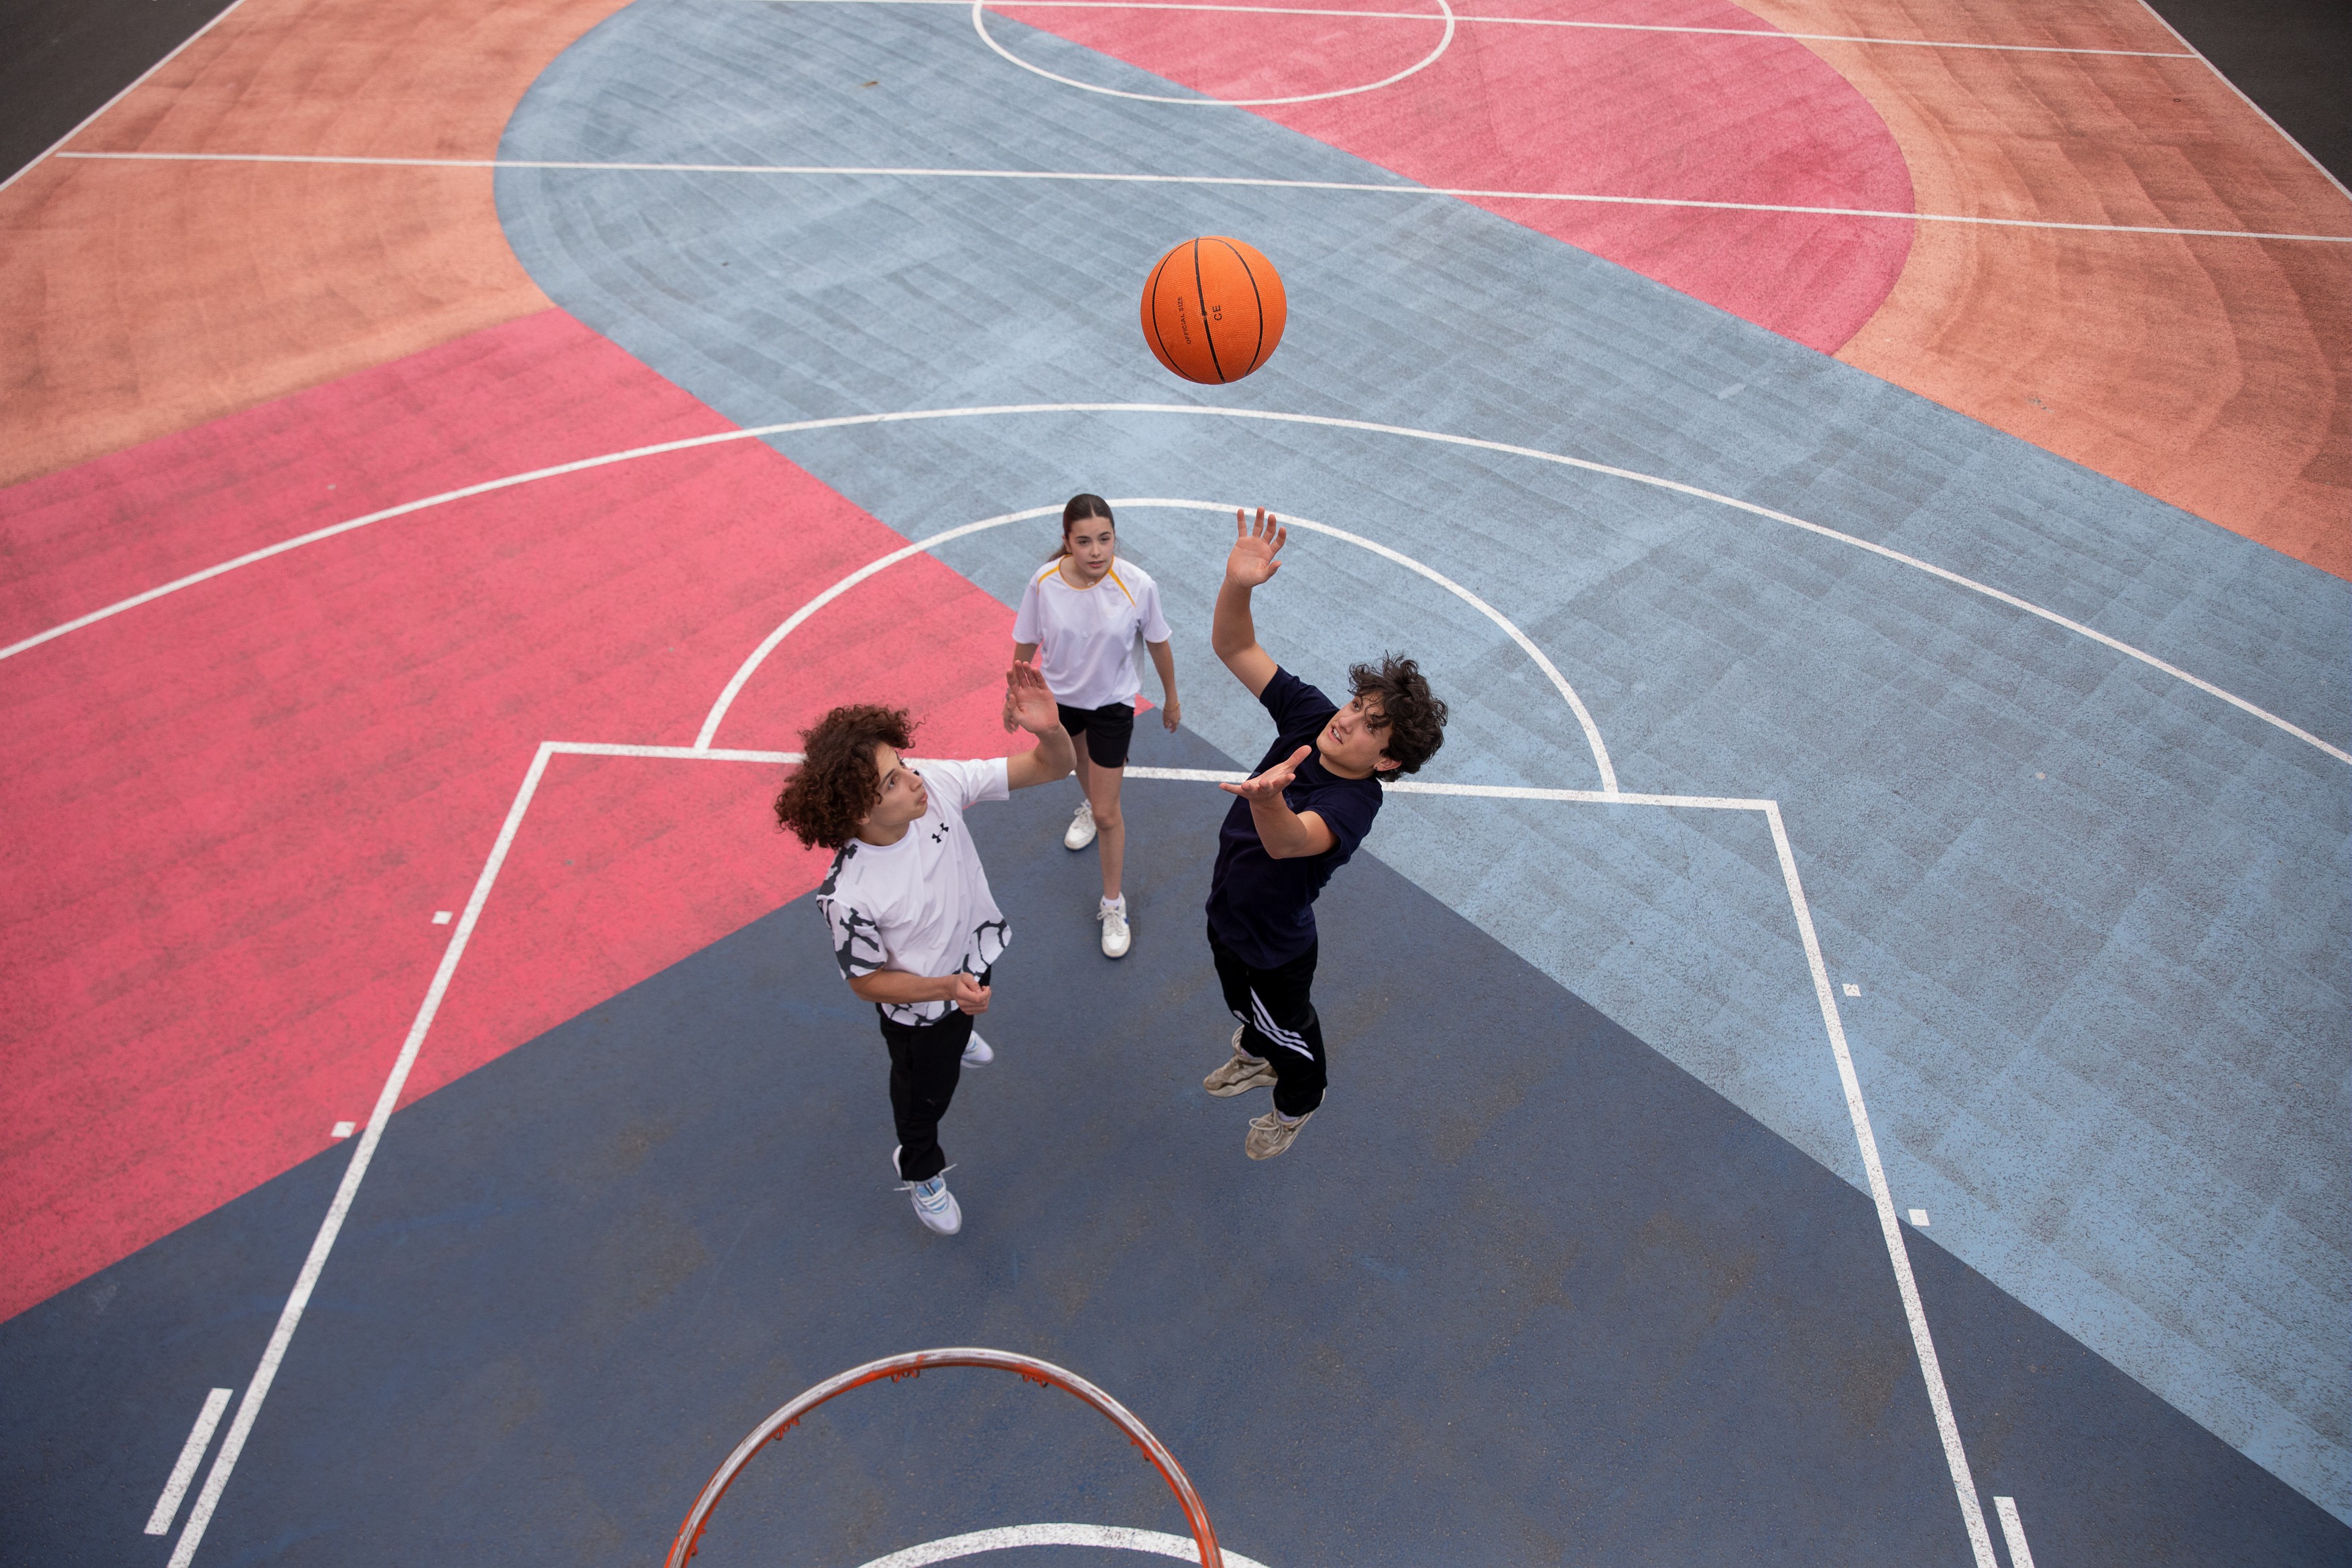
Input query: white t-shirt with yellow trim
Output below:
<box><xmin>1010</xmin><ymin>557</ymin><xmax>1173</xmax><ymax>711</ymax></box>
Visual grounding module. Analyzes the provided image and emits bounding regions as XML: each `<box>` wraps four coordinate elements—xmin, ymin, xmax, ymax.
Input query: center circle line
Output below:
<box><xmin>970</xmin><ymin>0</ymin><xmax>1456</xmax><ymax>105</ymax></box>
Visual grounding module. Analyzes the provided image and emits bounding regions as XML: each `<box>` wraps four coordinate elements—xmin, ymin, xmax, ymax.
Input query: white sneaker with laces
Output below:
<box><xmin>1063</xmin><ymin>799</ymin><xmax>1097</xmax><ymax>849</ymax></box>
<box><xmin>1098</xmin><ymin>895</ymin><xmax>1131</xmax><ymax>958</ymax></box>
<box><xmin>961</xmin><ymin>1032</ymin><xmax>994</xmax><ymax>1067</ymax></box>
<box><xmin>894</xmin><ymin>1146</ymin><xmax>963</xmax><ymax>1235</ymax></box>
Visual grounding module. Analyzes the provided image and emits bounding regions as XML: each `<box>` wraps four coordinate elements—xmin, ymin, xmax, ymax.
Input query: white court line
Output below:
<box><xmin>1993</xmin><ymin>1496</ymin><xmax>2039</xmax><ymax>1568</ymax></box>
<box><xmin>1133</xmin><ymin>768</ymin><xmax>1780</xmax><ymax>814</ymax></box>
<box><xmin>777</xmin><ymin>0</ymin><xmax>2199</xmax><ymax>58</ymax></box>
<box><xmin>166</xmin><ymin>737</ymin><xmax>573</xmax><ymax>1567</ymax></box>
<box><xmin>143</xmin><ymin>1387</ymin><xmax>232</xmax><ymax>1535</ymax></box>
<box><xmin>695</xmin><ymin>497</ymin><xmax>1621</xmax><ymax>792</ymax></box>
<box><xmin>855</xmin><ymin>1522</ymin><xmax>1275</xmax><ymax>1566</ymax></box>
<box><xmin>1764</xmin><ymin>799</ymin><xmax>1995</xmax><ymax>1566</ymax></box>
<box><xmin>167</xmin><ymin>748</ymin><xmax>2000</xmax><ymax>1566</ymax></box>
<box><xmin>0</xmin><ymin>0</ymin><xmax>254</xmax><ymax>197</ymax></box>
<box><xmin>51</xmin><ymin>151</ymin><xmax>2349</xmax><ymax>242</ymax></box>
<box><xmin>695</xmin><ymin>504</ymin><xmax>1064</xmax><ymax>751</ymax></box>
<box><xmin>973</xmin><ymin>0</ymin><xmax>1456</xmax><ymax>104</ymax></box>
<box><xmin>8</xmin><ymin>401</ymin><xmax>2339</xmax><ymax>768</ymax></box>
<box><xmin>1124</xmin><ymin>765</ymin><xmax>1246</xmax><ymax>782</ymax></box>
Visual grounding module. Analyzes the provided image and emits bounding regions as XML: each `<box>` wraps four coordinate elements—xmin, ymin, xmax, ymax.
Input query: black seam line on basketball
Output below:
<box><xmin>1145</xmin><ymin>252</ymin><xmax>1179</xmax><ymax>374</ymax></box>
<box><xmin>1190</xmin><ymin>239</ymin><xmax>1228</xmax><ymax>383</ymax></box>
<box><xmin>1211</xmin><ymin>236</ymin><xmax>1267</xmax><ymax>374</ymax></box>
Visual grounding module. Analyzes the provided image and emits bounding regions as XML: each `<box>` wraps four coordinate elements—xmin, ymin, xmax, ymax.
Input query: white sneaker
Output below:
<box><xmin>894</xmin><ymin>1146</ymin><xmax>962</xmax><ymax>1235</ymax></box>
<box><xmin>1098</xmin><ymin>896</ymin><xmax>1130</xmax><ymax>958</ymax></box>
<box><xmin>961</xmin><ymin>1032</ymin><xmax>994</xmax><ymax>1067</ymax></box>
<box><xmin>1063</xmin><ymin>800</ymin><xmax>1097</xmax><ymax>849</ymax></box>
<box><xmin>909</xmin><ymin>1175</ymin><xmax>961</xmax><ymax>1233</ymax></box>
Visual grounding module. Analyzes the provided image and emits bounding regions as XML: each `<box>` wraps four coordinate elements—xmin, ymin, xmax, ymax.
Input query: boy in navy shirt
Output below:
<box><xmin>1203</xmin><ymin>509</ymin><xmax>1450</xmax><ymax>1158</ymax></box>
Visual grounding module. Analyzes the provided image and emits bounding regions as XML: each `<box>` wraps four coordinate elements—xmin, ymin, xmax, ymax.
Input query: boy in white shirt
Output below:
<box><xmin>774</xmin><ymin>661</ymin><xmax>1075</xmax><ymax>1235</ymax></box>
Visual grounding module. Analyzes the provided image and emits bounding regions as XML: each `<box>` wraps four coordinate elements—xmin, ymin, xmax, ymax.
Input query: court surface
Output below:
<box><xmin>1</xmin><ymin>0</ymin><xmax>2347</xmax><ymax>1563</ymax></box>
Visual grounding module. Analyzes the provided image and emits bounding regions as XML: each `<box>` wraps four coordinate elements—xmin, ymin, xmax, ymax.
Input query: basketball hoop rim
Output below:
<box><xmin>662</xmin><ymin>1347</ymin><xmax>1226</xmax><ymax>1568</ymax></box>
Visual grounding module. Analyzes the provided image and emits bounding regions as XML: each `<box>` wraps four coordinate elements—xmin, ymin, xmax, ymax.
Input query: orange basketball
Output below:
<box><xmin>1140</xmin><ymin>237</ymin><xmax>1287</xmax><ymax>385</ymax></box>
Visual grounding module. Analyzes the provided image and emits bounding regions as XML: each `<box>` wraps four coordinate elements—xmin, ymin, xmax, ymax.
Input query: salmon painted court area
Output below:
<box><xmin>1</xmin><ymin>0</ymin><xmax>2345</xmax><ymax>1561</ymax></box>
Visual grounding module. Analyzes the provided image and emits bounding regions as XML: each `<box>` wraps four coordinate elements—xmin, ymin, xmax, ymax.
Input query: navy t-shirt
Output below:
<box><xmin>1204</xmin><ymin>669</ymin><xmax>1385</xmax><ymax>968</ymax></box>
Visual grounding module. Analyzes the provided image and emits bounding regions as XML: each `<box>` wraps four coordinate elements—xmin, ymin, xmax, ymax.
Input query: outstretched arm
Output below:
<box><xmin>1218</xmin><ymin>744</ymin><xmax>1338</xmax><ymax>859</ymax></box>
<box><xmin>1004</xmin><ymin>658</ymin><xmax>1078</xmax><ymax>790</ymax></box>
<box><xmin>1212</xmin><ymin>508</ymin><xmax>1283</xmax><ymax>699</ymax></box>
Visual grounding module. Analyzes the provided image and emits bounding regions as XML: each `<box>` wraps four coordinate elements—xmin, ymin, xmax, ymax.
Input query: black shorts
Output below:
<box><xmin>1058</xmin><ymin>701</ymin><xmax>1135</xmax><ymax>769</ymax></box>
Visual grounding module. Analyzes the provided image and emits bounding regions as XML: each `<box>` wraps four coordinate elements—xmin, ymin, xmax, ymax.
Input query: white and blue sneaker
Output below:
<box><xmin>1098</xmin><ymin>895</ymin><xmax>1130</xmax><ymax>959</ymax></box>
<box><xmin>893</xmin><ymin>1146</ymin><xmax>963</xmax><ymax>1235</ymax></box>
<box><xmin>1063</xmin><ymin>799</ymin><xmax>1097</xmax><ymax>849</ymax></box>
<box><xmin>961</xmin><ymin>1032</ymin><xmax>994</xmax><ymax>1067</ymax></box>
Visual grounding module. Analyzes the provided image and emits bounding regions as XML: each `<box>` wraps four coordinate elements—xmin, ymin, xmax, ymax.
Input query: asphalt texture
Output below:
<box><xmin>0</xmin><ymin>0</ymin><xmax>234</xmax><ymax>182</ymax></box>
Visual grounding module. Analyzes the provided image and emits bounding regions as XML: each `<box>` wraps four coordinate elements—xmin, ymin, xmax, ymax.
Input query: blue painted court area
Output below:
<box><xmin>490</xmin><ymin>0</ymin><xmax>2352</xmax><ymax>1521</ymax></box>
<box><xmin>1</xmin><ymin>725</ymin><xmax>2339</xmax><ymax>1564</ymax></box>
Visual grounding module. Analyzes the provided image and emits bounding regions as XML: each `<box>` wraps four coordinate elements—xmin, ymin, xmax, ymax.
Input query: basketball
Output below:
<box><xmin>1140</xmin><ymin>237</ymin><xmax>1287</xmax><ymax>384</ymax></box>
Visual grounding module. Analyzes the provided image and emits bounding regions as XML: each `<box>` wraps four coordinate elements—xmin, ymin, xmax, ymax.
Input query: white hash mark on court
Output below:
<box><xmin>331</xmin><ymin>1122</ymin><xmax>356</xmax><ymax>1139</ymax></box>
<box><xmin>1843</xmin><ymin>981</ymin><xmax>1861</xmax><ymax>996</ymax></box>
<box><xmin>145</xmin><ymin>1388</ymin><xmax>233</xmax><ymax>1535</ymax></box>
<box><xmin>1910</xmin><ymin>1209</ymin><xmax>1931</xmax><ymax>1227</ymax></box>
<box><xmin>1994</xmin><ymin>1496</ymin><xmax>2038</xmax><ymax>1568</ymax></box>
<box><xmin>432</xmin><ymin>910</ymin><xmax>453</xmax><ymax>924</ymax></box>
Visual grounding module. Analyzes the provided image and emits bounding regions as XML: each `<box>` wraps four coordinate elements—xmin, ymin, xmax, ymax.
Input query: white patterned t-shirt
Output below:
<box><xmin>815</xmin><ymin>757</ymin><xmax>1011</xmax><ymax>1024</ymax></box>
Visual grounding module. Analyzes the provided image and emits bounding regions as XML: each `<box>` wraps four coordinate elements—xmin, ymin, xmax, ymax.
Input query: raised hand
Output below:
<box><xmin>948</xmin><ymin>972</ymin><xmax>991</xmax><ymax>1015</ymax></box>
<box><xmin>1005</xmin><ymin>658</ymin><xmax>1060</xmax><ymax>735</ymax></box>
<box><xmin>1220</xmin><ymin>743</ymin><xmax>1308</xmax><ymax>802</ymax></box>
<box><xmin>1225</xmin><ymin>507</ymin><xmax>1286</xmax><ymax>589</ymax></box>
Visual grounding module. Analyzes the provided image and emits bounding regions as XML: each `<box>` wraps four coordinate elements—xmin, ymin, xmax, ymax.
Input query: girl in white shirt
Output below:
<box><xmin>1005</xmin><ymin>495</ymin><xmax>1181</xmax><ymax>958</ymax></box>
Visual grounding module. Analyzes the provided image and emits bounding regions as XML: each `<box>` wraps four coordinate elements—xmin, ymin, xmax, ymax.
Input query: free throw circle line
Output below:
<box><xmin>970</xmin><ymin>0</ymin><xmax>1455</xmax><ymax>105</ymax></box>
<box><xmin>854</xmin><ymin>1523</ymin><xmax>1277</xmax><ymax>1567</ymax></box>
<box><xmin>7</xmin><ymin>400</ymin><xmax>2339</xmax><ymax>769</ymax></box>
<box><xmin>692</xmin><ymin>497</ymin><xmax>1620</xmax><ymax>792</ymax></box>
<box><xmin>692</xmin><ymin>503</ymin><xmax>1063</xmax><ymax>751</ymax></box>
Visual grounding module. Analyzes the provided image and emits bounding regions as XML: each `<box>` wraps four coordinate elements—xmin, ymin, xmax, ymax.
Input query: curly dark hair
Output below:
<box><xmin>774</xmin><ymin>704</ymin><xmax>917</xmax><ymax>850</ymax></box>
<box><xmin>1350</xmin><ymin>654</ymin><xmax>1448</xmax><ymax>777</ymax></box>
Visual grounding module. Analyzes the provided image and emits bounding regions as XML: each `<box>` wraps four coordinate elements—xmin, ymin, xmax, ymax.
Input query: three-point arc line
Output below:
<box><xmin>5</xmin><ymin>402</ymin><xmax>2342</xmax><ymax>769</ymax></box>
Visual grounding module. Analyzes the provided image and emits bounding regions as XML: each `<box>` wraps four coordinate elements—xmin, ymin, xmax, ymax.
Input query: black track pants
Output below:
<box><xmin>877</xmin><ymin>981</ymin><xmax>983</xmax><ymax>1184</ymax></box>
<box><xmin>1207</xmin><ymin>923</ymin><xmax>1326</xmax><ymax>1119</ymax></box>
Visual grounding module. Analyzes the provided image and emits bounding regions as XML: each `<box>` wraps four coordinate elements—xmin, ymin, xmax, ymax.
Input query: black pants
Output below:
<box><xmin>878</xmin><ymin>976</ymin><xmax>985</xmax><ymax>1183</ymax></box>
<box><xmin>1058</xmin><ymin>701</ymin><xmax>1135</xmax><ymax>769</ymax></box>
<box><xmin>1207</xmin><ymin>923</ymin><xmax>1326</xmax><ymax>1119</ymax></box>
